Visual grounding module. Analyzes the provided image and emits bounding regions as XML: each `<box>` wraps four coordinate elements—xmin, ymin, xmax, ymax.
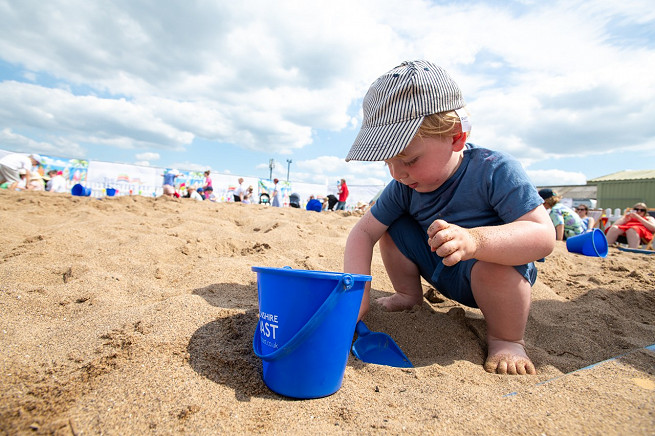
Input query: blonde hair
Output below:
<box><xmin>543</xmin><ymin>195</ymin><xmax>561</xmax><ymax>208</ymax></box>
<box><xmin>417</xmin><ymin>109</ymin><xmax>469</xmax><ymax>140</ymax></box>
<box><xmin>634</xmin><ymin>202</ymin><xmax>648</xmax><ymax>210</ymax></box>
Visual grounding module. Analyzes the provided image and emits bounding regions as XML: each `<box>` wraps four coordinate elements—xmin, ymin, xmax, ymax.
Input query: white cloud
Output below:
<box><xmin>135</xmin><ymin>152</ymin><xmax>160</xmax><ymax>161</ymax></box>
<box><xmin>0</xmin><ymin>127</ymin><xmax>85</xmax><ymax>157</ymax></box>
<box><xmin>0</xmin><ymin>82</ymin><xmax>194</xmax><ymax>150</ymax></box>
<box><xmin>0</xmin><ymin>0</ymin><xmax>653</xmax><ymax>186</ymax></box>
<box><xmin>527</xmin><ymin>169</ymin><xmax>588</xmax><ymax>186</ymax></box>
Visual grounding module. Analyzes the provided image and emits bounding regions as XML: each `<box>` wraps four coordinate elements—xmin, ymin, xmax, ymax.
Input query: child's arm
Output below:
<box><xmin>427</xmin><ymin>205</ymin><xmax>555</xmax><ymax>267</ymax></box>
<box><xmin>554</xmin><ymin>224</ymin><xmax>565</xmax><ymax>241</ymax></box>
<box><xmin>344</xmin><ymin>211</ymin><xmax>388</xmax><ymax>320</ymax></box>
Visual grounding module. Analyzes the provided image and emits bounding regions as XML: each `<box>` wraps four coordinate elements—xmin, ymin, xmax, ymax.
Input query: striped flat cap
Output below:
<box><xmin>346</xmin><ymin>60</ymin><xmax>466</xmax><ymax>162</ymax></box>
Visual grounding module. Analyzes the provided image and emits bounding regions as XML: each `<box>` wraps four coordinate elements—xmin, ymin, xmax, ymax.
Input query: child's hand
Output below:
<box><xmin>427</xmin><ymin>219</ymin><xmax>478</xmax><ymax>266</ymax></box>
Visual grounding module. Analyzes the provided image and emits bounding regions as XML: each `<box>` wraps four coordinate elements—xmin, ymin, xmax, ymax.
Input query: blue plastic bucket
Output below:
<box><xmin>71</xmin><ymin>183</ymin><xmax>91</xmax><ymax>196</ymax></box>
<box><xmin>106</xmin><ymin>188</ymin><xmax>116</xmax><ymax>197</ymax></box>
<box><xmin>566</xmin><ymin>228</ymin><xmax>608</xmax><ymax>257</ymax></box>
<box><xmin>252</xmin><ymin>266</ymin><xmax>371</xmax><ymax>398</ymax></box>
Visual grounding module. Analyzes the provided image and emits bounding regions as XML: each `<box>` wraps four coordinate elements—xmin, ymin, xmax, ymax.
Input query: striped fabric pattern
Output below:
<box><xmin>346</xmin><ymin>60</ymin><xmax>466</xmax><ymax>162</ymax></box>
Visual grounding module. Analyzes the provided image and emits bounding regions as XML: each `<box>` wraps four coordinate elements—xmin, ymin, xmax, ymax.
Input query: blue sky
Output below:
<box><xmin>1</xmin><ymin>0</ymin><xmax>654</xmax><ymax>188</ymax></box>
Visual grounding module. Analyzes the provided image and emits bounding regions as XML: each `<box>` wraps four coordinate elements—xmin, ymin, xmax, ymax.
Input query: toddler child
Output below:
<box><xmin>344</xmin><ymin>60</ymin><xmax>555</xmax><ymax>375</ymax></box>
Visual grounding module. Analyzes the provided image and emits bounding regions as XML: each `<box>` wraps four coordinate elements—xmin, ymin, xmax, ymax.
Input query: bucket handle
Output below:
<box><xmin>253</xmin><ymin>273</ymin><xmax>354</xmax><ymax>362</ymax></box>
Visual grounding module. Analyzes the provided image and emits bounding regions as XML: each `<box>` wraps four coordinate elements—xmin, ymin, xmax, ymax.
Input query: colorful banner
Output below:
<box><xmin>0</xmin><ymin>149</ymin><xmax>379</xmax><ymax>207</ymax></box>
<box><xmin>0</xmin><ymin>149</ymin><xmax>89</xmax><ymax>192</ymax></box>
<box><xmin>40</xmin><ymin>156</ymin><xmax>89</xmax><ymax>191</ymax></box>
<box><xmin>258</xmin><ymin>179</ymin><xmax>291</xmax><ymax>206</ymax></box>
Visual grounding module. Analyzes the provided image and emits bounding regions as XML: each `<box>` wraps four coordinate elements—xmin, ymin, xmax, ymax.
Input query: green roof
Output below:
<box><xmin>588</xmin><ymin>169</ymin><xmax>655</xmax><ymax>182</ymax></box>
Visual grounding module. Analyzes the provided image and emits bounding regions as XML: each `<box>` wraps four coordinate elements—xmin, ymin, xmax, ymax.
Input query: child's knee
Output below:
<box><xmin>472</xmin><ymin>261</ymin><xmax>530</xmax><ymax>288</ymax></box>
<box><xmin>473</xmin><ymin>261</ymin><xmax>513</xmax><ymax>276</ymax></box>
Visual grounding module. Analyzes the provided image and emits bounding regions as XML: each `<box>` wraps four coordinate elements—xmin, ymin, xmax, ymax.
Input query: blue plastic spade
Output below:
<box><xmin>351</xmin><ymin>321</ymin><xmax>413</xmax><ymax>368</ymax></box>
<box><xmin>351</xmin><ymin>254</ymin><xmax>443</xmax><ymax>368</ymax></box>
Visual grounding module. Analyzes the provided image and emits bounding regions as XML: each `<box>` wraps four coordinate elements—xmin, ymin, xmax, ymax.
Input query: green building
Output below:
<box><xmin>587</xmin><ymin>170</ymin><xmax>655</xmax><ymax>210</ymax></box>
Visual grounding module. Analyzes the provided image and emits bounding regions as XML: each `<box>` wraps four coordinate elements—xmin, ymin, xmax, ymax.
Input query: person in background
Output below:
<box><xmin>336</xmin><ymin>178</ymin><xmax>349</xmax><ymax>210</ymax></box>
<box><xmin>605</xmin><ymin>203</ymin><xmax>655</xmax><ymax>249</ymax></box>
<box><xmin>14</xmin><ymin>169</ymin><xmax>29</xmax><ymax>190</ymax></box>
<box><xmin>163</xmin><ymin>169</ymin><xmax>179</xmax><ymax>192</ymax></box>
<box><xmin>0</xmin><ymin>153</ymin><xmax>42</xmax><ymax>191</ymax></box>
<box><xmin>323</xmin><ymin>194</ymin><xmax>338</xmax><ymax>211</ymax></box>
<box><xmin>305</xmin><ymin>195</ymin><xmax>323</xmax><ymax>212</ymax></box>
<box><xmin>234</xmin><ymin>177</ymin><xmax>245</xmax><ymax>202</ymax></box>
<box><xmin>289</xmin><ymin>192</ymin><xmax>301</xmax><ymax>208</ymax></box>
<box><xmin>45</xmin><ymin>170</ymin><xmax>58</xmax><ymax>192</ymax></box>
<box><xmin>45</xmin><ymin>170</ymin><xmax>68</xmax><ymax>193</ymax></box>
<box><xmin>306</xmin><ymin>195</ymin><xmax>322</xmax><ymax>212</ymax></box>
<box><xmin>204</xmin><ymin>186</ymin><xmax>216</xmax><ymax>201</ymax></box>
<box><xmin>271</xmin><ymin>178</ymin><xmax>281</xmax><ymax>207</ymax></box>
<box><xmin>28</xmin><ymin>170</ymin><xmax>45</xmax><ymax>191</ymax></box>
<box><xmin>574</xmin><ymin>204</ymin><xmax>596</xmax><ymax>232</ymax></box>
<box><xmin>203</xmin><ymin>170</ymin><xmax>212</xmax><ymax>191</ymax></box>
<box><xmin>163</xmin><ymin>185</ymin><xmax>179</xmax><ymax>198</ymax></box>
<box><xmin>242</xmin><ymin>186</ymin><xmax>254</xmax><ymax>204</ymax></box>
<box><xmin>187</xmin><ymin>186</ymin><xmax>204</xmax><ymax>201</ymax></box>
<box><xmin>539</xmin><ymin>189</ymin><xmax>584</xmax><ymax>240</ymax></box>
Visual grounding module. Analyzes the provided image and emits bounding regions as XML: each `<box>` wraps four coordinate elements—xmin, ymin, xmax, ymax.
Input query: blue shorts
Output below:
<box><xmin>387</xmin><ymin>215</ymin><xmax>538</xmax><ymax>308</ymax></box>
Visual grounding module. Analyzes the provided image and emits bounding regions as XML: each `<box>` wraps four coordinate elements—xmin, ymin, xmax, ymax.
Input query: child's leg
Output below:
<box><xmin>377</xmin><ymin>231</ymin><xmax>424</xmax><ymax>311</ymax></box>
<box><xmin>471</xmin><ymin>261</ymin><xmax>536</xmax><ymax>375</ymax></box>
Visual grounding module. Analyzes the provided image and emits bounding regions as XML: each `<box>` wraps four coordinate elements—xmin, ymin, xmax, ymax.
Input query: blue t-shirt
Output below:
<box><xmin>371</xmin><ymin>144</ymin><xmax>543</xmax><ymax>231</ymax></box>
<box><xmin>163</xmin><ymin>173</ymin><xmax>176</xmax><ymax>186</ymax></box>
<box><xmin>306</xmin><ymin>199</ymin><xmax>322</xmax><ymax>212</ymax></box>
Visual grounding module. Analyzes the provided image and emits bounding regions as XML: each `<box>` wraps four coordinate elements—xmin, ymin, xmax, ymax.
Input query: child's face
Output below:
<box><xmin>384</xmin><ymin>134</ymin><xmax>462</xmax><ymax>192</ymax></box>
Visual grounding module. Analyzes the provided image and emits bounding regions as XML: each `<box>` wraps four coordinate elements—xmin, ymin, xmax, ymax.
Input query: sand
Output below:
<box><xmin>1</xmin><ymin>189</ymin><xmax>653</xmax><ymax>435</ymax></box>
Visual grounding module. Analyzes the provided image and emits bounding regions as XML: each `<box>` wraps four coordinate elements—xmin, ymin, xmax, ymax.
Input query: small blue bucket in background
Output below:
<box><xmin>566</xmin><ymin>228</ymin><xmax>608</xmax><ymax>257</ymax></box>
<box><xmin>252</xmin><ymin>266</ymin><xmax>371</xmax><ymax>399</ymax></box>
<box><xmin>106</xmin><ymin>188</ymin><xmax>116</xmax><ymax>197</ymax></box>
<box><xmin>71</xmin><ymin>183</ymin><xmax>91</xmax><ymax>197</ymax></box>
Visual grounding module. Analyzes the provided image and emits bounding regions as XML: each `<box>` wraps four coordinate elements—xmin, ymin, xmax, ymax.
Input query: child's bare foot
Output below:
<box><xmin>484</xmin><ymin>337</ymin><xmax>536</xmax><ymax>375</ymax></box>
<box><xmin>376</xmin><ymin>293</ymin><xmax>422</xmax><ymax>312</ymax></box>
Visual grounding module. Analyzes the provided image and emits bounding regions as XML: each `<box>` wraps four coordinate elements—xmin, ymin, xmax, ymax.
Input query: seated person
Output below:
<box><xmin>242</xmin><ymin>186</ymin><xmax>254</xmax><ymax>204</ymax></box>
<box><xmin>605</xmin><ymin>203</ymin><xmax>654</xmax><ymax>249</ymax></box>
<box><xmin>539</xmin><ymin>189</ymin><xmax>584</xmax><ymax>240</ymax></box>
<box><xmin>14</xmin><ymin>169</ymin><xmax>28</xmax><ymax>190</ymax></box>
<box><xmin>306</xmin><ymin>195</ymin><xmax>322</xmax><ymax>212</ymax></box>
<box><xmin>29</xmin><ymin>171</ymin><xmax>45</xmax><ymax>191</ymax></box>
<box><xmin>188</xmin><ymin>186</ymin><xmax>204</xmax><ymax>201</ymax></box>
<box><xmin>204</xmin><ymin>186</ymin><xmax>217</xmax><ymax>201</ymax></box>
<box><xmin>323</xmin><ymin>194</ymin><xmax>338</xmax><ymax>211</ymax></box>
<box><xmin>289</xmin><ymin>193</ymin><xmax>301</xmax><ymax>208</ymax></box>
<box><xmin>574</xmin><ymin>204</ymin><xmax>596</xmax><ymax>232</ymax></box>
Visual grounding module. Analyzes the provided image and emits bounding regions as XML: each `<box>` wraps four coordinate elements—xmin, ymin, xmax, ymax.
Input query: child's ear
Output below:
<box><xmin>452</xmin><ymin>131</ymin><xmax>467</xmax><ymax>151</ymax></box>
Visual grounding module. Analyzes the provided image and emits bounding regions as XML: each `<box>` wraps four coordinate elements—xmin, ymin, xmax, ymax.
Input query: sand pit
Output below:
<box><xmin>1</xmin><ymin>190</ymin><xmax>653</xmax><ymax>434</ymax></box>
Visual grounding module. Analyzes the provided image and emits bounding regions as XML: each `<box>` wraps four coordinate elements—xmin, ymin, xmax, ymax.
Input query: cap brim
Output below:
<box><xmin>346</xmin><ymin>117</ymin><xmax>424</xmax><ymax>162</ymax></box>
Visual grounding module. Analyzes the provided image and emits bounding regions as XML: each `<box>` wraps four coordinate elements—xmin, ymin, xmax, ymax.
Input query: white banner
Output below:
<box><xmin>87</xmin><ymin>161</ymin><xmax>161</xmax><ymax>197</ymax></box>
